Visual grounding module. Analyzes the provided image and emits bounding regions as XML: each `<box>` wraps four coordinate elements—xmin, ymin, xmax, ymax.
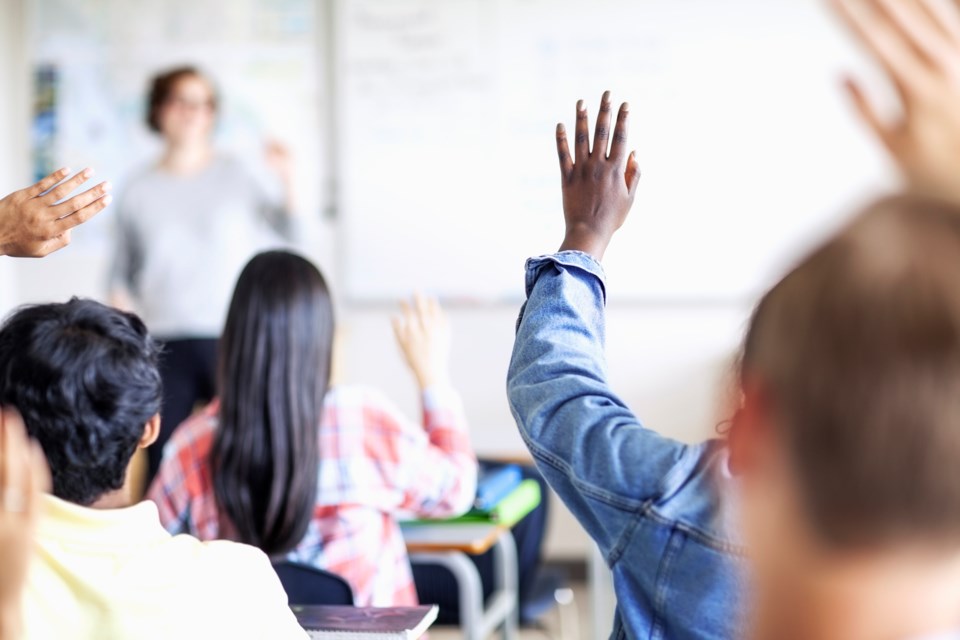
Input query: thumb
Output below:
<box><xmin>625</xmin><ymin>151</ymin><xmax>641</xmax><ymax>195</ymax></box>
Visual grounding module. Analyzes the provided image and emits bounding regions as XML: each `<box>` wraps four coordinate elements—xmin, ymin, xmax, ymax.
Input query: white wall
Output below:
<box><xmin>0</xmin><ymin>0</ymin><xmax>28</xmax><ymax>313</ymax></box>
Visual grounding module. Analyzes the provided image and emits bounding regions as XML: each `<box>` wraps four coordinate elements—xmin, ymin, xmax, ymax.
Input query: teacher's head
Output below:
<box><xmin>147</xmin><ymin>66</ymin><xmax>218</xmax><ymax>147</ymax></box>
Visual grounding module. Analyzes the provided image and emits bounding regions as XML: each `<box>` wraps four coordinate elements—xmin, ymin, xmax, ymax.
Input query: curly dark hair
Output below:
<box><xmin>0</xmin><ymin>299</ymin><xmax>162</xmax><ymax>506</ymax></box>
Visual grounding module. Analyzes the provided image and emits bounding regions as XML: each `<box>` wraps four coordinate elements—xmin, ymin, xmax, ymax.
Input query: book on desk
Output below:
<box><xmin>291</xmin><ymin>604</ymin><xmax>438</xmax><ymax>639</ymax></box>
<box><xmin>473</xmin><ymin>464</ymin><xmax>523</xmax><ymax>511</ymax></box>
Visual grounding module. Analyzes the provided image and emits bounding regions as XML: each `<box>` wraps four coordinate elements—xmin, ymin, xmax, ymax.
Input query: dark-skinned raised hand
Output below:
<box><xmin>557</xmin><ymin>90</ymin><xmax>641</xmax><ymax>261</ymax></box>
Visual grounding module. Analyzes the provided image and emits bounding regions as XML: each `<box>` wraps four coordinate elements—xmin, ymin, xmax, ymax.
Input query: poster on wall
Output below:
<box><xmin>28</xmin><ymin>0</ymin><xmax>326</xmax><ymax>252</ymax></box>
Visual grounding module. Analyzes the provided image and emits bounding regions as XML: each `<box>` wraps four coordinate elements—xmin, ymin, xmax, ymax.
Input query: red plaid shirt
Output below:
<box><xmin>147</xmin><ymin>385</ymin><xmax>477</xmax><ymax>607</ymax></box>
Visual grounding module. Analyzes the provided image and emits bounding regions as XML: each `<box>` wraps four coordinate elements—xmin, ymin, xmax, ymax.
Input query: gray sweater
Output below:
<box><xmin>109</xmin><ymin>155</ymin><xmax>294</xmax><ymax>338</ymax></box>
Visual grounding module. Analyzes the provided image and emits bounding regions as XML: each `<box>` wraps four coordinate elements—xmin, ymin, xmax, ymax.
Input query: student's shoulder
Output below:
<box><xmin>165</xmin><ymin>536</ymin><xmax>290</xmax><ymax>609</ymax></box>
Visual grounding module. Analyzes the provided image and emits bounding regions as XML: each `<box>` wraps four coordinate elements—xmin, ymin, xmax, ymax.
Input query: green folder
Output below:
<box><xmin>409</xmin><ymin>479</ymin><xmax>542</xmax><ymax>529</ymax></box>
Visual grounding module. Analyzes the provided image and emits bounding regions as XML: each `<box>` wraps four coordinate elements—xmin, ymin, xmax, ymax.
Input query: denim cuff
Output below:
<box><xmin>524</xmin><ymin>251</ymin><xmax>607</xmax><ymax>302</ymax></box>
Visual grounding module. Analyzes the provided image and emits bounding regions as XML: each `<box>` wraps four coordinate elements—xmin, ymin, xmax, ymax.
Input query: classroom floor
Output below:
<box><xmin>428</xmin><ymin>581</ymin><xmax>593</xmax><ymax>640</ymax></box>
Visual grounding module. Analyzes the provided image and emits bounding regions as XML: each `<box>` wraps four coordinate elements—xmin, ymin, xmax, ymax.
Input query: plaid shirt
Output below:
<box><xmin>147</xmin><ymin>385</ymin><xmax>478</xmax><ymax>607</ymax></box>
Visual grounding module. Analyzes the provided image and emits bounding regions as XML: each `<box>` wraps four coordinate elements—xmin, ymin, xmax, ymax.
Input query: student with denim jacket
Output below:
<box><xmin>509</xmin><ymin>86</ymin><xmax>960</xmax><ymax>640</ymax></box>
<box><xmin>507</xmin><ymin>92</ymin><xmax>745</xmax><ymax>640</ymax></box>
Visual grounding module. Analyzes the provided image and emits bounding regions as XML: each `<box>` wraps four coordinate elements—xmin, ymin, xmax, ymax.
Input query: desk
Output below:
<box><xmin>403</xmin><ymin>523</ymin><xmax>519</xmax><ymax>640</ymax></box>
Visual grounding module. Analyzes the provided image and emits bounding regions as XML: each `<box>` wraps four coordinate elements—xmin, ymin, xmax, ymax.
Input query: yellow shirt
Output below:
<box><xmin>23</xmin><ymin>495</ymin><xmax>308</xmax><ymax>640</ymax></box>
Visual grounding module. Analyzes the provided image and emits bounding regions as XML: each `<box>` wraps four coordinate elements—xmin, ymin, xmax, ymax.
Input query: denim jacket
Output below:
<box><xmin>507</xmin><ymin>251</ymin><xmax>747</xmax><ymax>640</ymax></box>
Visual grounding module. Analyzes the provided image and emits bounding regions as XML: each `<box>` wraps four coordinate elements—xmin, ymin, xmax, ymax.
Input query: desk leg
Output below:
<box><xmin>491</xmin><ymin>530</ymin><xmax>519</xmax><ymax>640</ymax></box>
<box><xmin>410</xmin><ymin>551</ymin><xmax>484</xmax><ymax>640</ymax></box>
<box><xmin>589</xmin><ymin>543</ymin><xmax>615</xmax><ymax>639</ymax></box>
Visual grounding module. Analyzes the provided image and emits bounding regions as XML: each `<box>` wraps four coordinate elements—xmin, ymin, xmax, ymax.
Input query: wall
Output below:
<box><xmin>0</xmin><ymin>0</ymin><xmax>28</xmax><ymax>313</ymax></box>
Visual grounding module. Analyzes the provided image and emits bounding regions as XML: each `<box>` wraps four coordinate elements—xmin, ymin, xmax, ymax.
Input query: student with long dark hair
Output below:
<box><xmin>149</xmin><ymin>251</ymin><xmax>477</xmax><ymax>606</ymax></box>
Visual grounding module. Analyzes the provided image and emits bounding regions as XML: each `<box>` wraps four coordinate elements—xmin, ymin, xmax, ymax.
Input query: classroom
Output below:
<box><xmin>2</xmin><ymin>0</ymin><xmax>960</xmax><ymax>639</ymax></box>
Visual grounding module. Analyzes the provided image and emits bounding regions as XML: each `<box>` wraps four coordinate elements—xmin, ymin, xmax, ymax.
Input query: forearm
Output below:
<box><xmin>507</xmin><ymin>251</ymin><xmax>617</xmax><ymax>449</ymax></box>
<box><xmin>411</xmin><ymin>386</ymin><xmax>477</xmax><ymax>516</ymax></box>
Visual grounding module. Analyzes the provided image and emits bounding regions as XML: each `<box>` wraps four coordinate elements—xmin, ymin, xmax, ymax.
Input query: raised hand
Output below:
<box><xmin>391</xmin><ymin>294</ymin><xmax>452</xmax><ymax>389</ymax></box>
<box><xmin>0</xmin><ymin>408</ymin><xmax>50</xmax><ymax>639</ymax></box>
<box><xmin>833</xmin><ymin>0</ymin><xmax>960</xmax><ymax>201</ymax></box>
<box><xmin>0</xmin><ymin>168</ymin><xmax>112</xmax><ymax>258</ymax></box>
<box><xmin>556</xmin><ymin>91</ymin><xmax>641</xmax><ymax>261</ymax></box>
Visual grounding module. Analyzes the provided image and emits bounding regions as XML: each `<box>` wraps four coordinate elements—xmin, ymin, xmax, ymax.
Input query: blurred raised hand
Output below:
<box><xmin>0</xmin><ymin>408</ymin><xmax>50</xmax><ymax>639</ymax></box>
<box><xmin>0</xmin><ymin>168</ymin><xmax>112</xmax><ymax>258</ymax></box>
<box><xmin>833</xmin><ymin>0</ymin><xmax>960</xmax><ymax>200</ymax></box>
<box><xmin>392</xmin><ymin>294</ymin><xmax>452</xmax><ymax>389</ymax></box>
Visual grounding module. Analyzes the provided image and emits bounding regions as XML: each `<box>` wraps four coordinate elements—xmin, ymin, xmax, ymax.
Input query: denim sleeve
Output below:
<box><xmin>507</xmin><ymin>251</ymin><xmax>699</xmax><ymax>557</ymax></box>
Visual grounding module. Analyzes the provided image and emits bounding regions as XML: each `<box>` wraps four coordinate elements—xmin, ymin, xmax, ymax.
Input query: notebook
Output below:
<box><xmin>460</xmin><ymin>479</ymin><xmax>542</xmax><ymax>527</ymax></box>
<box><xmin>474</xmin><ymin>464</ymin><xmax>522</xmax><ymax>511</ymax></box>
<box><xmin>406</xmin><ymin>479</ymin><xmax>542</xmax><ymax>529</ymax></box>
<box><xmin>291</xmin><ymin>605</ymin><xmax>438</xmax><ymax>639</ymax></box>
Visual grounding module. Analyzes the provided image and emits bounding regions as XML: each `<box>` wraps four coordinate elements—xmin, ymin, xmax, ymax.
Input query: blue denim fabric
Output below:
<box><xmin>507</xmin><ymin>251</ymin><xmax>747</xmax><ymax>640</ymax></box>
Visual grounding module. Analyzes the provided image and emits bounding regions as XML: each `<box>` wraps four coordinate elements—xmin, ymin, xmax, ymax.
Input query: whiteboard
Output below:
<box><xmin>28</xmin><ymin>0</ymin><xmax>325</xmax><ymax>254</ymax></box>
<box><xmin>336</xmin><ymin>0</ymin><xmax>894</xmax><ymax>302</ymax></box>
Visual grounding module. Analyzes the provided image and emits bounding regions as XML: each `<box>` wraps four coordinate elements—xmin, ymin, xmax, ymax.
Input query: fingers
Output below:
<box><xmin>413</xmin><ymin>292</ymin><xmax>430</xmax><ymax>330</ymax></box>
<box><xmin>54</xmin><ymin>182</ymin><xmax>112</xmax><ymax>221</ymax></box>
<box><xmin>0</xmin><ymin>408</ymin><xmax>27</xmax><ymax>512</ymax></box>
<box><xmin>833</xmin><ymin>0</ymin><xmax>928</xmax><ymax>93</ymax></box>
<box><xmin>556</xmin><ymin>123</ymin><xmax>574</xmax><ymax>182</ymax></box>
<box><xmin>27</xmin><ymin>440</ymin><xmax>51</xmax><ymax>516</ymax></box>
<box><xmin>41</xmin><ymin>168</ymin><xmax>95</xmax><ymax>205</ymax></box>
<box><xmin>593</xmin><ymin>91</ymin><xmax>613</xmax><ymax>158</ymax></box>
<box><xmin>574</xmin><ymin>99</ymin><xmax>590</xmax><ymax>164</ymax></box>
<box><xmin>0</xmin><ymin>408</ymin><xmax>47</xmax><ymax>522</ymax></box>
<box><xmin>844</xmin><ymin>77</ymin><xmax>896</xmax><ymax>151</ymax></box>
<box><xmin>24</xmin><ymin>168</ymin><xmax>71</xmax><ymax>199</ymax></box>
<box><xmin>397</xmin><ymin>299</ymin><xmax>413</xmax><ymax>332</ymax></box>
<box><xmin>917</xmin><ymin>0</ymin><xmax>960</xmax><ymax>44</ymax></box>
<box><xmin>0</xmin><ymin>410</ymin><xmax>6</xmax><ymax>498</ymax></box>
<box><xmin>625</xmin><ymin>151</ymin><xmax>642</xmax><ymax>195</ymax></box>
<box><xmin>390</xmin><ymin>313</ymin><xmax>405</xmax><ymax>344</ymax></box>
<box><xmin>876</xmin><ymin>0</ymin><xmax>955</xmax><ymax>67</ymax></box>
<box><xmin>609</xmin><ymin>102</ymin><xmax>631</xmax><ymax>164</ymax></box>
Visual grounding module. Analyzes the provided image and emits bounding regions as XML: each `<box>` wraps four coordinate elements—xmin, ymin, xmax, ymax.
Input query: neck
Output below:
<box><xmin>753</xmin><ymin>547</ymin><xmax>960</xmax><ymax>640</ymax></box>
<box><xmin>89</xmin><ymin>459</ymin><xmax>137</xmax><ymax>510</ymax></box>
<box><xmin>160</xmin><ymin>140</ymin><xmax>212</xmax><ymax>175</ymax></box>
<box><xmin>90</xmin><ymin>486</ymin><xmax>132</xmax><ymax>510</ymax></box>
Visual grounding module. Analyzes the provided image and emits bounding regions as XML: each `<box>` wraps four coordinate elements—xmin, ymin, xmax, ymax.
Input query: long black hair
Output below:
<box><xmin>211</xmin><ymin>251</ymin><xmax>334</xmax><ymax>556</ymax></box>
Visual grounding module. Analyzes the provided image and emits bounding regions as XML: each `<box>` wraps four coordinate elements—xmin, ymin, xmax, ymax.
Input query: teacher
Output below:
<box><xmin>109</xmin><ymin>66</ymin><xmax>298</xmax><ymax>483</ymax></box>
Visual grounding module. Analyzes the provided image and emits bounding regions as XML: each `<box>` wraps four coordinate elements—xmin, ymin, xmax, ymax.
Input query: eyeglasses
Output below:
<box><xmin>164</xmin><ymin>95</ymin><xmax>215</xmax><ymax>111</ymax></box>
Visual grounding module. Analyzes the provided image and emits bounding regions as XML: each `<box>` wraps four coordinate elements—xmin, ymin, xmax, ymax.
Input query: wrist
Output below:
<box><xmin>559</xmin><ymin>227</ymin><xmax>612</xmax><ymax>261</ymax></box>
<box><xmin>415</xmin><ymin>370</ymin><xmax>452</xmax><ymax>390</ymax></box>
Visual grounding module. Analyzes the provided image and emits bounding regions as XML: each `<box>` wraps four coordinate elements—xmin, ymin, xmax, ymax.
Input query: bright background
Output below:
<box><xmin>0</xmin><ymin>0</ymin><xmax>895</xmax><ymax>564</ymax></box>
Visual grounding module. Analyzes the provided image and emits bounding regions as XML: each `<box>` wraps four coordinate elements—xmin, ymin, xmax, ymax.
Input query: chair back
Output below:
<box><xmin>272</xmin><ymin>561</ymin><xmax>355</xmax><ymax>606</ymax></box>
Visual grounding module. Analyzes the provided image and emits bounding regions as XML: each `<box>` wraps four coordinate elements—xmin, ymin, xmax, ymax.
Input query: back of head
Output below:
<box><xmin>742</xmin><ymin>195</ymin><xmax>960</xmax><ymax>550</ymax></box>
<box><xmin>0</xmin><ymin>299</ymin><xmax>161</xmax><ymax>506</ymax></box>
<box><xmin>213</xmin><ymin>250</ymin><xmax>334</xmax><ymax>557</ymax></box>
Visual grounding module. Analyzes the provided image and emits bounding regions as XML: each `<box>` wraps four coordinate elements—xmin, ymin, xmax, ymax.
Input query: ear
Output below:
<box><xmin>139</xmin><ymin>414</ymin><xmax>161</xmax><ymax>449</ymax></box>
<box><xmin>728</xmin><ymin>378</ymin><xmax>773</xmax><ymax>476</ymax></box>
